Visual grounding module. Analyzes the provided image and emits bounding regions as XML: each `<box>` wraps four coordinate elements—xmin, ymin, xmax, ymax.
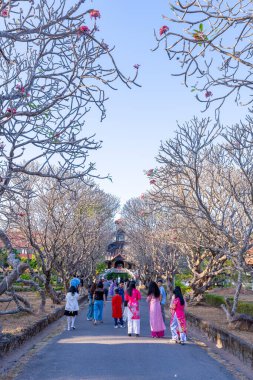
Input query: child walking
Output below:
<box><xmin>64</xmin><ymin>285</ymin><xmax>79</xmax><ymax>331</ymax></box>
<box><xmin>112</xmin><ymin>288</ymin><xmax>124</xmax><ymax>328</ymax></box>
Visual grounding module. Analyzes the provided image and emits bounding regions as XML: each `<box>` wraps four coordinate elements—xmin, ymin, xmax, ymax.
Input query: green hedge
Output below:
<box><xmin>204</xmin><ymin>293</ymin><xmax>253</xmax><ymax>317</ymax></box>
<box><xmin>237</xmin><ymin>301</ymin><xmax>253</xmax><ymax>316</ymax></box>
<box><xmin>204</xmin><ymin>293</ymin><xmax>225</xmax><ymax>307</ymax></box>
<box><xmin>106</xmin><ymin>272</ymin><xmax>131</xmax><ymax>281</ymax></box>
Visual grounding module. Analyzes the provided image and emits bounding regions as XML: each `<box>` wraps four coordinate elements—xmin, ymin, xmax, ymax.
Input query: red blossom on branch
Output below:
<box><xmin>205</xmin><ymin>90</ymin><xmax>213</xmax><ymax>98</ymax></box>
<box><xmin>1</xmin><ymin>8</ymin><xmax>9</xmax><ymax>17</ymax></box>
<box><xmin>133</xmin><ymin>64</ymin><xmax>140</xmax><ymax>69</ymax></box>
<box><xmin>90</xmin><ymin>10</ymin><xmax>101</xmax><ymax>19</ymax></box>
<box><xmin>16</xmin><ymin>84</ymin><xmax>26</xmax><ymax>94</ymax></box>
<box><xmin>79</xmin><ymin>25</ymin><xmax>90</xmax><ymax>33</ymax></box>
<box><xmin>159</xmin><ymin>25</ymin><xmax>169</xmax><ymax>36</ymax></box>
<box><xmin>146</xmin><ymin>169</ymin><xmax>154</xmax><ymax>177</ymax></box>
<box><xmin>6</xmin><ymin>108</ymin><xmax>17</xmax><ymax>114</ymax></box>
<box><xmin>149</xmin><ymin>179</ymin><xmax>156</xmax><ymax>185</ymax></box>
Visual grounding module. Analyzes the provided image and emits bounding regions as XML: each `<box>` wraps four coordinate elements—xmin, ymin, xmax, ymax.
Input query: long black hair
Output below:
<box><xmin>127</xmin><ymin>281</ymin><xmax>136</xmax><ymax>296</ymax></box>
<box><xmin>173</xmin><ymin>286</ymin><xmax>185</xmax><ymax>305</ymax></box>
<box><xmin>147</xmin><ymin>281</ymin><xmax>160</xmax><ymax>298</ymax></box>
<box><xmin>97</xmin><ymin>281</ymin><xmax>103</xmax><ymax>289</ymax></box>
<box><xmin>68</xmin><ymin>285</ymin><xmax>77</xmax><ymax>296</ymax></box>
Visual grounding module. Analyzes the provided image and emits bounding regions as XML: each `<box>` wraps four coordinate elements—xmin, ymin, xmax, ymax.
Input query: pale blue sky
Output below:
<box><xmin>83</xmin><ymin>0</ymin><xmax>247</xmax><ymax>205</ymax></box>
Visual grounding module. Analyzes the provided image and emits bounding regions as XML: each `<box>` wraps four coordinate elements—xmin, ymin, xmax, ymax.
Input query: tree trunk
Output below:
<box><xmin>167</xmin><ymin>275</ymin><xmax>174</xmax><ymax>300</ymax></box>
<box><xmin>45</xmin><ymin>271</ymin><xmax>61</xmax><ymax>304</ymax></box>
<box><xmin>0</xmin><ymin>229</ymin><xmax>30</xmax><ymax>295</ymax></box>
<box><xmin>231</xmin><ymin>270</ymin><xmax>243</xmax><ymax>316</ymax></box>
<box><xmin>0</xmin><ymin>263</ymin><xmax>29</xmax><ymax>295</ymax></box>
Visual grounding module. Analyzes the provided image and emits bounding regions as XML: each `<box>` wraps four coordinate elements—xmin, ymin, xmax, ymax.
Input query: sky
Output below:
<box><xmin>77</xmin><ymin>0</ymin><xmax>248</xmax><ymax>207</ymax></box>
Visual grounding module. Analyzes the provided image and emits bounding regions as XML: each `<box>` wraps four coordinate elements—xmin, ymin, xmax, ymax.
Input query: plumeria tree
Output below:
<box><xmin>155</xmin><ymin>0</ymin><xmax>253</xmax><ymax>116</ymax></box>
<box><xmin>122</xmin><ymin>196</ymin><xmax>183</xmax><ymax>288</ymax></box>
<box><xmin>53</xmin><ymin>184</ymin><xmax>119</xmax><ymax>290</ymax></box>
<box><xmin>148</xmin><ymin>117</ymin><xmax>253</xmax><ymax>316</ymax></box>
<box><xmin>6</xmin><ymin>176</ymin><xmax>119</xmax><ymax>309</ymax></box>
<box><xmin>0</xmin><ymin>0</ymin><xmax>139</xmax><ymax>308</ymax></box>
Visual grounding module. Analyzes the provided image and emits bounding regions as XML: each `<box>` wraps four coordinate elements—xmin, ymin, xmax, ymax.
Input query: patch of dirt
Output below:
<box><xmin>187</xmin><ymin>305</ymin><xmax>253</xmax><ymax>345</ymax></box>
<box><xmin>0</xmin><ymin>292</ymin><xmax>65</xmax><ymax>335</ymax></box>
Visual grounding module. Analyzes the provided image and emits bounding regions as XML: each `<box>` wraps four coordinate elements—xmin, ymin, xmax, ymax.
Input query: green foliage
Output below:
<box><xmin>237</xmin><ymin>301</ymin><xmax>253</xmax><ymax>317</ymax></box>
<box><xmin>12</xmin><ymin>285</ymin><xmax>31</xmax><ymax>292</ymax></box>
<box><xmin>96</xmin><ymin>262</ymin><xmax>107</xmax><ymax>275</ymax></box>
<box><xmin>106</xmin><ymin>272</ymin><xmax>131</xmax><ymax>281</ymax></box>
<box><xmin>175</xmin><ymin>273</ymin><xmax>192</xmax><ymax>282</ymax></box>
<box><xmin>0</xmin><ymin>249</ymin><xmax>8</xmax><ymax>267</ymax></box>
<box><xmin>204</xmin><ymin>293</ymin><xmax>253</xmax><ymax>317</ymax></box>
<box><xmin>175</xmin><ymin>280</ymin><xmax>191</xmax><ymax>294</ymax></box>
<box><xmin>20</xmin><ymin>273</ymin><xmax>31</xmax><ymax>280</ymax></box>
<box><xmin>21</xmin><ymin>256</ymin><xmax>38</xmax><ymax>269</ymax></box>
<box><xmin>54</xmin><ymin>285</ymin><xmax>64</xmax><ymax>291</ymax></box>
<box><xmin>204</xmin><ymin>293</ymin><xmax>225</xmax><ymax>307</ymax></box>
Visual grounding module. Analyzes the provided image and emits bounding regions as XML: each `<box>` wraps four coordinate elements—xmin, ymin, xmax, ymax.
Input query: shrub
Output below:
<box><xmin>237</xmin><ymin>301</ymin><xmax>253</xmax><ymax>317</ymax></box>
<box><xmin>204</xmin><ymin>293</ymin><xmax>225</xmax><ymax>307</ymax></box>
<box><xmin>204</xmin><ymin>293</ymin><xmax>253</xmax><ymax>317</ymax></box>
<box><xmin>12</xmin><ymin>286</ymin><xmax>31</xmax><ymax>292</ymax></box>
<box><xmin>106</xmin><ymin>272</ymin><xmax>131</xmax><ymax>281</ymax></box>
<box><xmin>175</xmin><ymin>280</ymin><xmax>191</xmax><ymax>294</ymax></box>
<box><xmin>20</xmin><ymin>273</ymin><xmax>31</xmax><ymax>280</ymax></box>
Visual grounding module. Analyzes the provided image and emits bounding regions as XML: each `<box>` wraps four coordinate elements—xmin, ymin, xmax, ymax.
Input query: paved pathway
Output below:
<box><xmin>14</xmin><ymin>298</ymin><xmax>237</xmax><ymax>380</ymax></box>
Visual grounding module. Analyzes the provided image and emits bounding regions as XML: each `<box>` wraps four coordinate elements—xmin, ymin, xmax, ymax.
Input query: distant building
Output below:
<box><xmin>101</xmin><ymin>222</ymin><xmax>135</xmax><ymax>280</ymax></box>
<box><xmin>105</xmin><ymin>228</ymin><xmax>134</xmax><ymax>270</ymax></box>
<box><xmin>0</xmin><ymin>229</ymin><xmax>33</xmax><ymax>259</ymax></box>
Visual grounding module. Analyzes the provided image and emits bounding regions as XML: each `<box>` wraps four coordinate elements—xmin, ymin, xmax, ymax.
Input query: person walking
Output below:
<box><xmin>118</xmin><ymin>281</ymin><xmax>125</xmax><ymax>304</ymax></box>
<box><xmin>112</xmin><ymin>288</ymin><xmax>124</xmax><ymax>328</ymax></box>
<box><xmin>170</xmin><ymin>286</ymin><xmax>187</xmax><ymax>344</ymax></box>
<box><xmin>157</xmin><ymin>279</ymin><xmax>167</xmax><ymax>322</ymax></box>
<box><xmin>103</xmin><ymin>279</ymin><xmax>110</xmax><ymax>301</ymax></box>
<box><xmin>64</xmin><ymin>285</ymin><xmax>79</xmax><ymax>331</ymax></box>
<box><xmin>125</xmin><ymin>281</ymin><xmax>141</xmax><ymax>337</ymax></box>
<box><xmin>93</xmin><ymin>281</ymin><xmax>106</xmax><ymax>325</ymax></box>
<box><xmin>109</xmin><ymin>280</ymin><xmax>116</xmax><ymax>297</ymax></box>
<box><xmin>86</xmin><ymin>283</ymin><xmax>96</xmax><ymax>321</ymax></box>
<box><xmin>147</xmin><ymin>281</ymin><xmax>166</xmax><ymax>338</ymax></box>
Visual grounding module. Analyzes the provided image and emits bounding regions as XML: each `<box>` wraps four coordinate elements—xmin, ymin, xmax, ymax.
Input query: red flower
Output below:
<box><xmin>1</xmin><ymin>9</ymin><xmax>9</xmax><ymax>17</ymax></box>
<box><xmin>90</xmin><ymin>10</ymin><xmax>101</xmax><ymax>19</ymax></box>
<box><xmin>6</xmin><ymin>108</ymin><xmax>16</xmax><ymax>114</ymax></box>
<box><xmin>79</xmin><ymin>25</ymin><xmax>90</xmax><ymax>33</ymax></box>
<box><xmin>16</xmin><ymin>84</ymin><xmax>26</xmax><ymax>94</ymax></box>
<box><xmin>150</xmin><ymin>179</ymin><xmax>156</xmax><ymax>185</ymax></box>
<box><xmin>133</xmin><ymin>64</ymin><xmax>140</xmax><ymax>69</ymax></box>
<box><xmin>18</xmin><ymin>212</ymin><xmax>25</xmax><ymax>217</ymax></box>
<box><xmin>159</xmin><ymin>25</ymin><xmax>169</xmax><ymax>36</ymax></box>
<box><xmin>205</xmin><ymin>90</ymin><xmax>213</xmax><ymax>98</ymax></box>
<box><xmin>147</xmin><ymin>169</ymin><xmax>154</xmax><ymax>177</ymax></box>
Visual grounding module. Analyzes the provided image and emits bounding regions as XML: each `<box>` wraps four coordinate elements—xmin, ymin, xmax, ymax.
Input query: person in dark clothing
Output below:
<box><xmin>118</xmin><ymin>281</ymin><xmax>125</xmax><ymax>303</ymax></box>
<box><xmin>93</xmin><ymin>281</ymin><xmax>106</xmax><ymax>325</ymax></box>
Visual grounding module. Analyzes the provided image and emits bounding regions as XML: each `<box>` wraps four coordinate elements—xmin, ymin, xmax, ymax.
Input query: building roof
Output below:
<box><xmin>0</xmin><ymin>229</ymin><xmax>32</xmax><ymax>250</ymax></box>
